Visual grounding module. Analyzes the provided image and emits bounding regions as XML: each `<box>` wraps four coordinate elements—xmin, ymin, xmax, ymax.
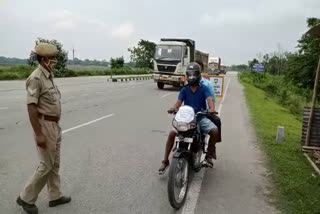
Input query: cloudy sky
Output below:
<box><xmin>1</xmin><ymin>0</ymin><xmax>319</xmax><ymax>65</ymax></box>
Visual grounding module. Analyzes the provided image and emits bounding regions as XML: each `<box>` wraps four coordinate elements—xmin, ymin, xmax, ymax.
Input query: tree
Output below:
<box><xmin>286</xmin><ymin>17</ymin><xmax>320</xmax><ymax>89</ymax></box>
<box><xmin>248</xmin><ymin>58</ymin><xmax>259</xmax><ymax>70</ymax></box>
<box><xmin>268</xmin><ymin>55</ymin><xmax>281</xmax><ymax>75</ymax></box>
<box><xmin>27</xmin><ymin>54</ymin><xmax>37</xmax><ymax>66</ymax></box>
<box><xmin>28</xmin><ymin>38</ymin><xmax>68</xmax><ymax>77</ymax></box>
<box><xmin>110</xmin><ymin>56</ymin><xmax>124</xmax><ymax>69</ymax></box>
<box><xmin>128</xmin><ymin>39</ymin><xmax>156</xmax><ymax>68</ymax></box>
<box><xmin>262</xmin><ymin>54</ymin><xmax>270</xmax><ymax>74</ymax></box>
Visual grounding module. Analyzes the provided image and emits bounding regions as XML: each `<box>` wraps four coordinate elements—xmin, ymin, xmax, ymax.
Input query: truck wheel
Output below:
<box><xmin>157</xmin><ymin>82</ymin><xmax>164</xmax><ymax>89</ymax></box>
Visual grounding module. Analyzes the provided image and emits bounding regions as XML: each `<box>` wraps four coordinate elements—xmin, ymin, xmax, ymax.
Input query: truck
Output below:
<box><xmin>220</xmin><ymin>64</ymin><xmax>227</xmax><ymax>74</ymax></box>
<box><xmin>208</xmin><ymin>57</ymin><xmax>221</xmax><ymax>75</ymax></box>
<box><xmin>152</xmin><ymin>38</ymin><xmax>209</xmax><ymax>89</ymax></box>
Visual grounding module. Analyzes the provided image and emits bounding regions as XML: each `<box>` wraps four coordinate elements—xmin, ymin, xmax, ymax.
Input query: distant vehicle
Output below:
<box><xmin>220</xmin><ymin>64</ymin><xmax>227</xmax><ymax>74</ymax></box>
<box><xmin>152</xmin><ymin>38</ymin><xmax>209</xmax><ymax>89</ymax></box>
<box><xmin>208</xmin><ymin>57</ymin><xmax>221</xmax><ymax>75</ymax></box>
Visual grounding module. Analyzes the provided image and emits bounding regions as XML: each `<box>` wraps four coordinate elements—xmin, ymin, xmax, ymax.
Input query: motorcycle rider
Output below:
<box><xmin>158</xmin><ymin>62</ymin><xmax>219</xmax><ymax>174</ymax></box>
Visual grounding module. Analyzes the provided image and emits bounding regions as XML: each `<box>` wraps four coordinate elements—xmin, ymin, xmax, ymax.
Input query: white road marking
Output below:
<box><xmin>221</xmin><ymin>79</ymin><xmax>231</xmax><ymax>104</ymax></box>
<box><xmin>62</xmin><ymin>114</ymin><xmax>115</xmax><ymax>134</ymax></box>
<box><xmin>80</xmin><ymin>94</ymin><xmax>88</xmax><ymax>97</ymax></box>
<box><xmin>0</xmin><ymin>107</ymin><xmax>9</xmax><ymax>110</ymax></box>
<box><xmin>181</xmin><ymin>78</ymin><xmax>232</xmax><ymax>214</ymax></box>
<box><xmin>161</xmin><ymin>92</ymin><xmax>176</xmax><ymax>98</ymax></box>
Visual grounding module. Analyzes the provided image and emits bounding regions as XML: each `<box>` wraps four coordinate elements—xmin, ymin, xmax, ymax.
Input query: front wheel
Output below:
<box><xmin>192</xmin><ymin>147</ymin><xmax>203</xmax><ymax>172</ymax></box>
<box><xmin>168</xmin><ymin>157</ymin><xmax>189</xmax><ymax>209</ymax></box>
<box><xmin>157</xmin><ymin>82</ymin><xmax>164</xmax><ymax>89</ymax></box>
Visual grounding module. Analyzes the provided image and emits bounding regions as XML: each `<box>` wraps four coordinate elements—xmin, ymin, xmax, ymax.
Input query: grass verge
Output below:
<box><xmin>241</xmin><ymin>81</ymin><xmax>320</xmax><ymax>213</ymax></box>
<box><xmin>0</xmin><ymin>65</ymin><xmax>151</xmax><ymax>80</ymax></box>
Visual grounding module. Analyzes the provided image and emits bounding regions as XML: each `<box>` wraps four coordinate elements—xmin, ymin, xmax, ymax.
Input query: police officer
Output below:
<box><xmin>16</xmin><ymin>42</ymin><xmax>71</xmax><ymax>214</ymax></box>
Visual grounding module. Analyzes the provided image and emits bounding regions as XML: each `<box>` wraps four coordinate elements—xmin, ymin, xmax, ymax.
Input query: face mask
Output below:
<box><xmin>44</xmin><ymin>58</ymin><xmax>57</xmax><ymax>72</ymax></box>
<box><xmin>189</xmin><ymin>81</ymin><xmax>198</xmax><ymax>86</ymax></box>
<box><xmin>187</xmin><ymin>70</ymin><xmax>198</xmax><ymax>85</ymax></box>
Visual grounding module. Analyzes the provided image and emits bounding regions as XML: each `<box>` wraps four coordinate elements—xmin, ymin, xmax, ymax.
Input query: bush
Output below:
<box><xmin>239</xmin><ymin>72</ymin><xmax>310</xmax><ymax>116</ymax></box>
<box><xmin>0</xmin><ymin>72</ymin><xmax>21</xmax><ymax>80</ymax></box>
<box><xmin>0</xmin><ymin>65</ymin><xmax>34</xmax><ymax>80</ymax></box>
<box><xmin>287</xmin><ymin>94</ymin><xmax>305</xmax><ymax>116</ymax></box>
<box><xmin>263</xmin><ymin>80</ymin><xmax>279</xmax><ymax>96</ymax></box>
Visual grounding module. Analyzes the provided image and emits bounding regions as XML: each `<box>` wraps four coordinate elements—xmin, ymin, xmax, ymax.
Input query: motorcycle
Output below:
<box><xmin>167</xmin><ymin>105</ymin><xmax>214</xmax><ymax>209</ymax></box>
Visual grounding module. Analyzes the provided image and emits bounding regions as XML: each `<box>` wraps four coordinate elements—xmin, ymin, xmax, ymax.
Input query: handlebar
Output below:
<box><xmin>168</xmin><ymin>108</ymin><xmax>218</xmax><ymax>115</ymax></box>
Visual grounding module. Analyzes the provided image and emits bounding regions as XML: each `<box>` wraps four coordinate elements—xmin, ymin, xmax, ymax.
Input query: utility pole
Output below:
<box><xmin>72</xmin><ymin>48</ymin><xmax>75</xmax><ymax>65</ymax></box>
<box><xmin>277</xmin><ymin>43</ymin><xmax>282</xmax><ymax>76</ymax></box>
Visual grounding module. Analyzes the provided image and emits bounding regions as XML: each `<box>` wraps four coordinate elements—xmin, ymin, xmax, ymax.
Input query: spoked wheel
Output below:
<box><xmin>168</xmin><ymin>157</ymin><xmax>189</xmax><ymax>209</ymax></box>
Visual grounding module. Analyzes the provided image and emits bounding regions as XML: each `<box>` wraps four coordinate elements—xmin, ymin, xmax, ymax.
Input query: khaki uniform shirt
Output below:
<box><xmin>26</xmin><ymin>65</ymin><xmax>61</xmax><ymax>117</ymax></box>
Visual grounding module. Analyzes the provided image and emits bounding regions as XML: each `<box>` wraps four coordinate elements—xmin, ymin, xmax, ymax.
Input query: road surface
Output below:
<box><xmin>0</xmin><ymin>72</ymin><xmax>275</xmax><ymax>213</ymax></box>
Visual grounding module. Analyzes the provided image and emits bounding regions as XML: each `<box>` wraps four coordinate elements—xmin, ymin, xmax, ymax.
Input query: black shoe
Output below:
<box><xmin>16</xmin><ymin>196</ymin><xmax>38</xmax><ymax>214</ymax></box>
<box><xmin>49</xmin><ymin>196</ymin><xmax>71</xmax><ymax>207</ymax></box>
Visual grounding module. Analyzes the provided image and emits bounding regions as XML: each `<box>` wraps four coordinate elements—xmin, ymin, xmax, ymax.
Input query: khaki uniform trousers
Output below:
<box><xmin>20</xmin><ymin>119</ymin><xmax>62</xmax><ymax>204</ymax></box>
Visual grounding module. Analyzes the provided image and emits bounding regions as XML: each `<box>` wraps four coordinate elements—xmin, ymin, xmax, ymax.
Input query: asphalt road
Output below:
<box><xmin>0</xmin><ymin>73</ymin><xmax>276</xmax><ymax>214</ymax></box>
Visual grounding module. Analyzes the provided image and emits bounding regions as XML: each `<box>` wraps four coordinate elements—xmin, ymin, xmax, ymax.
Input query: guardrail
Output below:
<box><xmin>107</xmin><ymin>75</ymin><xmax>153</xmax><ymax>82</ymax></box>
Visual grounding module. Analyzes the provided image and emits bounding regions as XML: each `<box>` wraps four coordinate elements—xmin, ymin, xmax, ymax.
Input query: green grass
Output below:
<box><xmin>242</xmin><ymin>82</ymin><xmax>320</xmax><ymax>213</ymax></box>
<box><xmin>0</xmin><ymin>65</ymin><xmax>151</xmax><ymax>80</ymax></box>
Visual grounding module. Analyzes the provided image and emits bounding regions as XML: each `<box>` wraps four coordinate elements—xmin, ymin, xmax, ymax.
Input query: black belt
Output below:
<box><xmin>38</xmin><ymin>113</ymin><xmax>59</xmax><ymax>122</ymax></box>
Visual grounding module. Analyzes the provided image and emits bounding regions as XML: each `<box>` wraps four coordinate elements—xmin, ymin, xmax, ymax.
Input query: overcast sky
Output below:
<box><xmin>1</xmin><ymin>0</ymin><xmax>319</xmax><ymax>65</ymax></box>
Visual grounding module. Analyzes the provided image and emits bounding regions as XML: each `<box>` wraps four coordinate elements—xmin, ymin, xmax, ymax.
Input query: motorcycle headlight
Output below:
<box><xmin>172</xmin><ymin>120</ymin><xmax>197</xmax><ymax>132</ymax></box>
<box><xmin>177</xmin><ymin>123</ymin><xmax>189</xmax><ymax>132</ymax></box>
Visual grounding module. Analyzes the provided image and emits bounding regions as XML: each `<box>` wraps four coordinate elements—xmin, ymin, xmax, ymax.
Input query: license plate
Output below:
<box><xmin>175</xmin><ymin>137</ymin><xmax>193</xmax><ymax>143</ymax></box>
<box><xmin>160</xmin><ymin>75</ymin><xmax>169</xmax><ymax>80</ymax></box>
<box><xmin>184</xmin><ymin>138</ymin><xmax>193</xmax><ymax>143</ymax></box>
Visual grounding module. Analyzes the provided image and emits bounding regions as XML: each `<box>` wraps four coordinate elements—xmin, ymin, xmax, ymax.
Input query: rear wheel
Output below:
<box><xmin>168</xmin><ymin>157</ymin><xmax>189</xmax><ymax>209</ymax></box>
<box><xmin>157</xmin><ymin>82</ymin><xmax>164</xmax><ymax>89</ymax></box>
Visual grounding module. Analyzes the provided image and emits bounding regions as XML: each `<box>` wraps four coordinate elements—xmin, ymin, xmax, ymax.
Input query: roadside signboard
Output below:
<box><xmin>252</xmin><ymin>63</ymin><xmax>264</xmax><ymax>72</ymax></box>
<box><xmin>202</xmin><ymin>74</ymin><xmax>225</xmax><ymax>97</ymax></box>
